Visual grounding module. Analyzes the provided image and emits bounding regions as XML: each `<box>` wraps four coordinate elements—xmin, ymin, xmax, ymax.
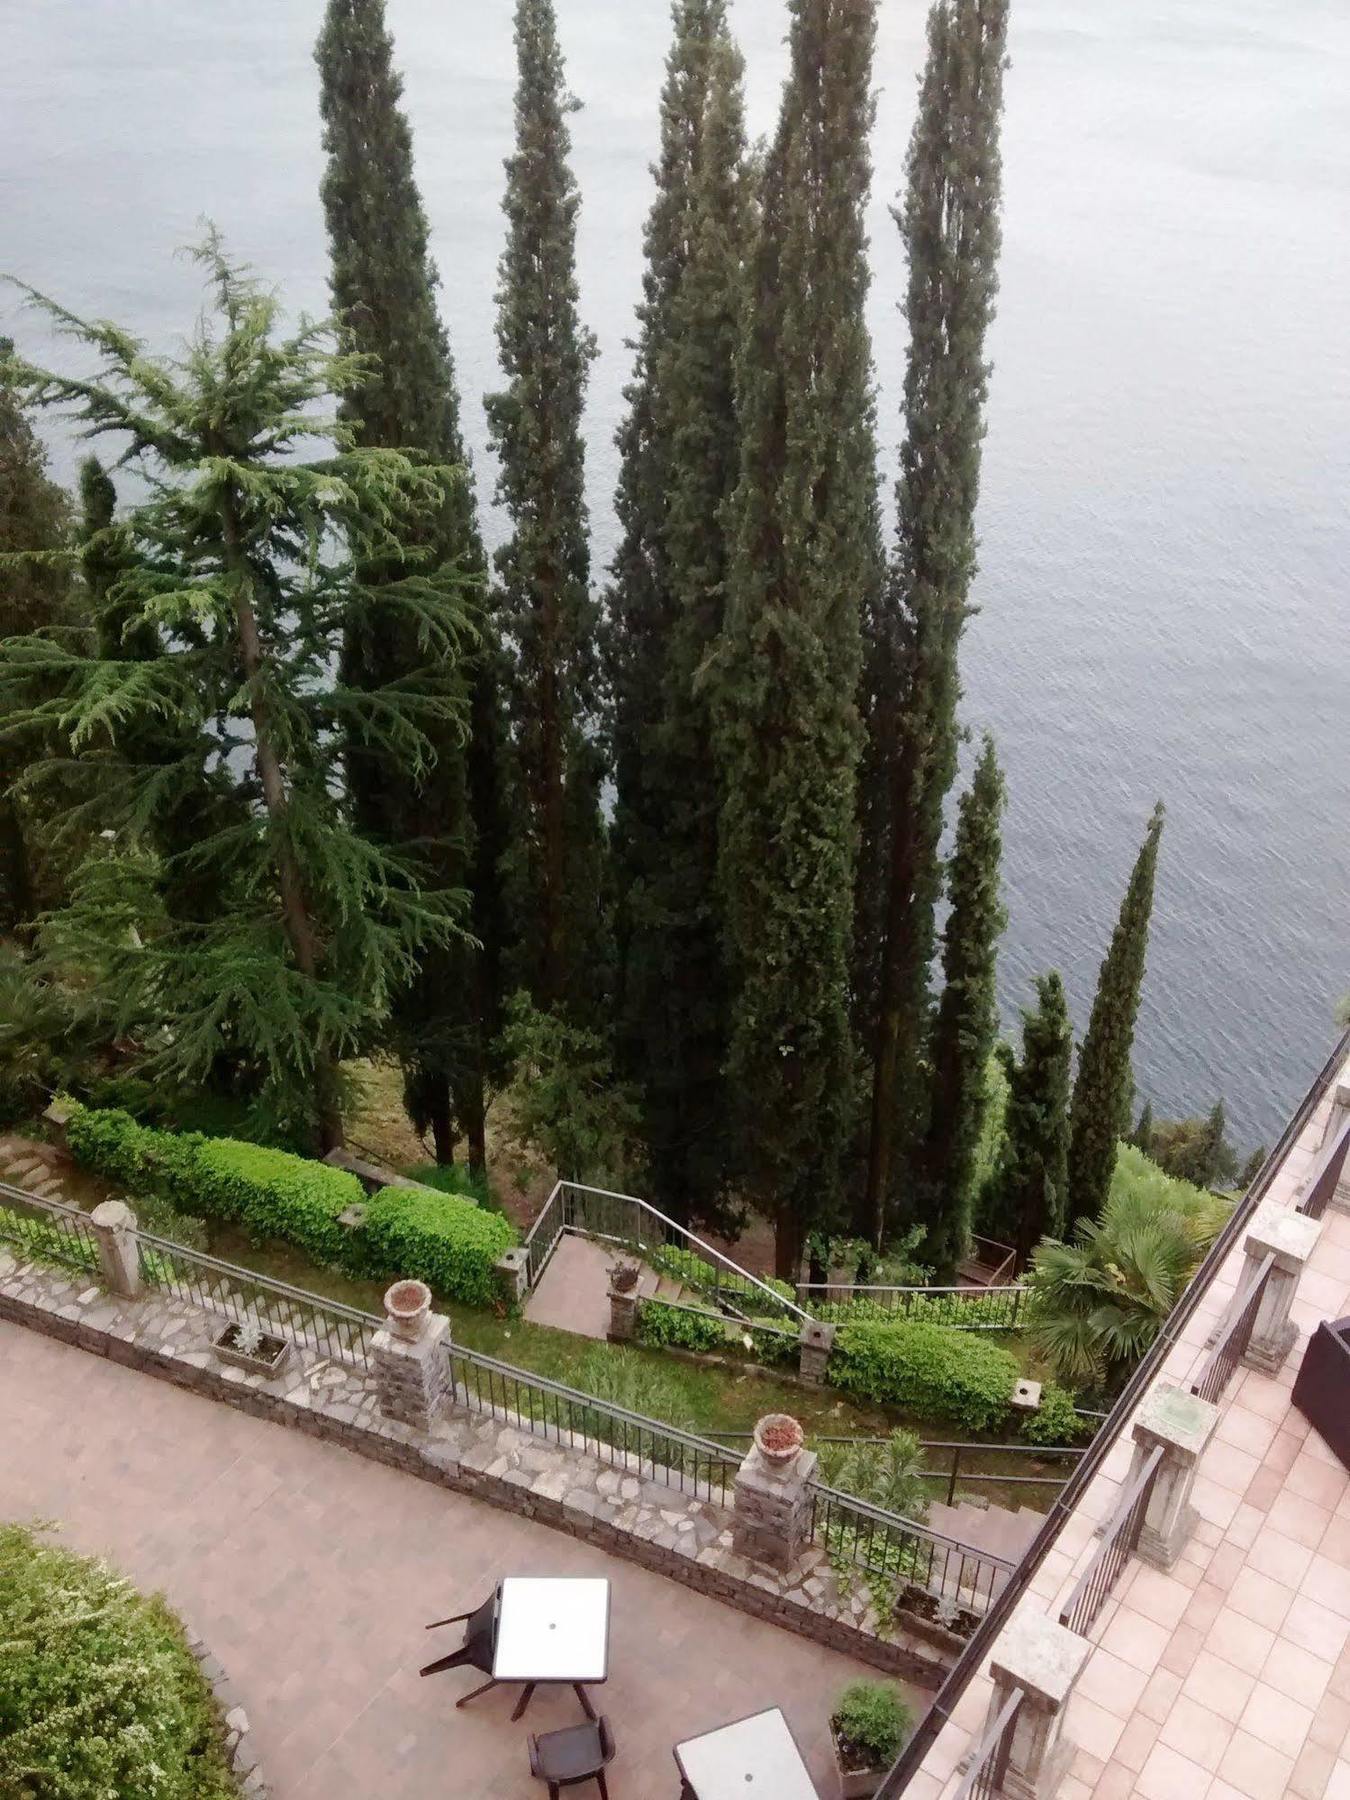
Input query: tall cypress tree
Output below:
<box><xmin>1069</xmin><ymin>802</ymin><xmax>1165</xmax><ymax>1221</ymax></box>
<box><xmin>606</xmin><ymin>0</ymin><xmax>749</xmax><ymax>1225</ymax></box>
<box><xmin>316</xmin><ymin>0</ymin><xmax>508</xmax><ymax>1168</ymax></box>
<box><xmin>915</xmin><ymin>733</ymin><xmax>1006</xmax><ymax>1276</ymax></box>
<box><xmin>861</xmin><ymin>0</ymin><xmax>1009</xmax><ymax>1245</ymax></box>
<box><xmin>986</xmin><ymin>971</ymin><xmax>1072</xmax><ymax>1266</ymax></box>
<box><xmin>487</xmin><ymin>0</ymin><xmax>604</xmax><ymax>1021</ymax></box>
<box><xmin>712</xmin><ymin>0</ymin><xmax>880</xmax><ymax>1278</ymax></box>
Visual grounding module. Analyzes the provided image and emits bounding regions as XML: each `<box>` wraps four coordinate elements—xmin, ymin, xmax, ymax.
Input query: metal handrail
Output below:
<box><xmin>1189</xmin><ymin>1248</ymin><xmax>1275</xmax><ymax>1406</ymax></box>
<box><xmin>950</xmin><ymin>1683</ymin><xmax>1023</xmax><ymax>1800</ymax></box>
<box><xmin>807</xmin><ymin>1480</ymin><xmax>1018</xmax><ymax>1567</ymax></box>
<box><xmin>1298</xmin><ymin>1110</ymin><xmax>1350</xmax><ymax>1222</ymax></box>
<box><xmin>0</xmin><ymin>1179</ymin><xmax>98</xmax><ymax>1221</ymax></box>
<box><xmin>1058</xmin><ymin>1441</ymin><xmax>1163</xmax><ymax>1636</ymax></box>
<box><xmin>136</xmin><ymin>1230</ymin><xmax>381</xmax><ymax>1327</ymax></box>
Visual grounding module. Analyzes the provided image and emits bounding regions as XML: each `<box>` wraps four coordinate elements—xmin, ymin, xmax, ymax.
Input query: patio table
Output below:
<box><xmin>491</xmin><ymin>1576</ymin><xmax>611</xmax><ymax>1721</ymax></box>
<box><xmin>674</xmin><ymin>1706</ymin><xmax>818</xmax><ymax>1799</ymax></box>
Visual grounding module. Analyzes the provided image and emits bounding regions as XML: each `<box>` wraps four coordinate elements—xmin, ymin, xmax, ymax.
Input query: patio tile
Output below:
<box><xmin>1245</xmin><ymin>1527</ymin><xmax>1316</xmax><ymax>1589</ymax></box>
<box><xmin>1075</xmin><ymin>1646</ymin><xmax>1151</xmax><ymax>1719</ymax></box>
<box><xmin>1283</xmin><ymin>1595</ymin><xmax>1350</xmax><ymax>1662</ymax></box>
<box><xmin>1261</xmin><ymin>1637</ymin><xmax>1334</xmax><ymax>1708</ymax></box>
<box><xmin>1067</xmin><ymin>1694</ymin><xmax>1125</xmax><ymax>1763</ymax></box>
<box><xmin>1303</xmin><ymin>1554</ymin><xmax>1350</xmax><ymax>1621</ymax></box>
<box><xmin>1290</xmin><ymin>1739</ymin><xmax>1339</xmax><ymax>1799</ymax></box>
<box><xmin>1310</xmin><ymin>1693</ymin><xmax>1350</xmax><ymax>1752</ymax></box>
<box><xmin>1157</xmin><ymin>1693</ymin><xmax>1233</xmax><ymax>1771</ymax></box>
<box><xmin>1111</xmin><ymin>1711</ymin><xmax>1161</xmax><ymax>1771</ymax></box>
<box><xmin>1136</xmin><ymin>1742</ymin><xmax>1210</xmax><ymax>1800</ymax></box>
<box><xmin>1268</xmin><ymin>1490</ymin><xmax>1335</xmax><ymax>1549</ymax></box>
<box><xmin>1138</xmin><ymin>1667</ymin><xmax>1185</xmax><ymax>1724</ymax></box>
<box><xmin>1288</xmin><ymin>1454</ymin><xmax>1350</xmax><ymax>1513</ymax></box>
<box><xmin>1207</xmin><ymin>1608</ymin><xmax>1277</xmax><ymax>1676</ymax></box>
<box><xmin>1101</xmin><ymin>1606</ymin><xmax>1174</xmax><ymax>1674</ymax></box>
<box><xmin>1129</xmin><ymin>1566</ymin><xmax>1194</xmax><ymax>1630</ymax></box>
<box><xmin>1182</xmin><ymin>1649</ymin><xmax>1257</xmax><ymax>1724</ymax></box>
<box><xmin>1227</xmin><ymin>1566</ymin><xmax>1294</xmax><ymax>1632</ymax></box>
<box><xmin>1238</xmin><ymin>1679</ymin><xmax>1314</xmax><ymax>1759</ymax></box>
<box><xmin>1215</xmin><ymin>1727</ymin><xmax>1295</xmax><ymax>1800</ymax></box>
<box><xmin>1327</xmin><ymin>1760</ymin><xmax>1350</xmax><ymax>1800</ymax></box>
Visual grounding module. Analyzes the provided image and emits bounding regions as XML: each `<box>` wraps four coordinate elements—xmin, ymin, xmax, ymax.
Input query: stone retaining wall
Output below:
<box><xmin>0</xmin><ymin>1251</ymin><xmax>950</xmax><ymax>1688</ymax></box>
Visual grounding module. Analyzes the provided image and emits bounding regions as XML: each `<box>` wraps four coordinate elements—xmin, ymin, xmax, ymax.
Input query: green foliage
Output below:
<box><xmin>570</xmin><ymin>1344</ymin><xmax>701</xmax><ymax>1423</ymax></box>
<box><xmin>606</xmin><ymin>0</ymin><xmax>749</xmax><ymax>1229</ymax></box>
<box><xmin>1019</xmin><ymin>1382</ymin><xmax>1091</xmax><ymax>1447</ymax></box>
<box><xmin>500</xmin><ymin>990</ymin><xmax>642</xmax><ymax>1183</ymax></box>
<box><xmin>362</xmin><ymin>1182</ymin><xmax>516</xmax><ymax>1306</ymax></box>
<box><xmin>0</xmin><ymin>1202</ymin><xmax>99</xmax><ymax>1273</ymax></box>
<box><xmin>191</xmin><ymin>1139</ymin><xmax>361</xmax><ymax>1268</ymax></box>
<box><xmin>0</xmin><ymin>1524</ymin><xmax>238</xmax><ymax>1799</ymax></box>
<box><xmin>859</xmin><ymin>0</ymin><xmax>1009</xmax><ymax>1247</ymax></box>
<box><xmin>817</xmin><ymin>1428</ymin><xmax>931</xmax><ymax>1523</ymax></box>
<box><xmin>1027</xmin><ymin>1145</ymin><xmax>1228</xmax><ymax>1389</ymax></box>
<box><xmin>814</xmin><ymin>1292</ymin><xmax>1017</xmax><ymax>1330</ymax></box>
<box><xmin>404</xmin><ymin>1160</ymin><xmax>493</xmax><ymax>1208</ymax></box>
<box><xmin>635</xmin><ymin>1298</ymin><xmax>727</xmax><ymax>1353</ymax></box>
<box><xmin>650</xmin><ymin>1241</ymin><xmax>797</xmax><ymax>1312</ymax></box>
<box><xmin>1068</xmin><ymin>804</ymin><xmax>1165</xmax><ymax>1222</ymax></box>
<box><xmin>828</xmin><ymin>1319</ymin><xmax>1018</xmax><ymax>1432</ymax></box>
<box><xmin>982</xmin><ymin>971</ymin><xmax>1073</xmax><ymax>1264</ymax></box>
<box><xmin>1138</xmin><ymin>1101</ymin><xmax>1239</xmax><ymax>1190</ymax></box>
<box><xmin>831</xmin><ymin>1680</ymin><xmax>914</xmax><ymax>1768</ymax></box>
<box><xmin>711</xmin><ymin>0</ymin><xmax>881</xmax><ymax>1276</ymax></box>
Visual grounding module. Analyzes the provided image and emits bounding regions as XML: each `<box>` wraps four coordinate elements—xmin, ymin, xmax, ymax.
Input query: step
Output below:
<box><xmin>654</xmin><ymin>1275</ymin><xmax>685</xmax><ymax>1304</ymax></box>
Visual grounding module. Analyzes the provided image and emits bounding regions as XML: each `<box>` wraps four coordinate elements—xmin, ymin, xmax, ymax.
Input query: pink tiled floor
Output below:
<box><xmin>0</xmin><ymin>1319</ymin><xmax>901</xmax><ymax>1799</ymax></box>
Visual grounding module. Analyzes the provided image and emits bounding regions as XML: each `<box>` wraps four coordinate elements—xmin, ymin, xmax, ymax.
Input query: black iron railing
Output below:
<box><xmin>0</xmin><ymin>1182</ymin><xmax>101</xmax><ymax>1276</ymax></box>
<box><xmin>1057</xmin><ymin>1442</ymin><xmax>1163</xmax><ymax>1637</ymax></box>
<box><xmin>952</xmin><ymin>1684</ymin><xmax>1023</xmax><ymax>1800</ymax></box>
<box><xmin>1298</xmin><ymin>1111</ymin><xmax>1350</xmax><ymax>1222</ymax></box>
<box><xmin>1189</xmin><ymin>1249</ymin><xmax>1275</xmax><ymax>1407</ymax></box>
<box><xmin>802</xmin><ymin>1283</ymin><xmax>1029</xmax><ymax>1331</ymax></box>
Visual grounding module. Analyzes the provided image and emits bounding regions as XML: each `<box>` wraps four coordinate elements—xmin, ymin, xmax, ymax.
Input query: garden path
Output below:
<box><xmin>523</xmin><ymin>1231</ymin><xmax>632</xmax><ymax>1339</ymax></box>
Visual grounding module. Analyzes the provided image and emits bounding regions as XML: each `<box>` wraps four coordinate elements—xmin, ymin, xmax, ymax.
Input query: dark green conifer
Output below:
<box><xmin>712</xmin><ymin>0</ymin><xmax>880</xmax><ymax>1278</ymax></box>
<box><xmin>1131</xmin><ymin>1098</ymin><xmax>1154</xmax><ymax>1154</ymax></box>
<box><xmin>1069</xmin><ymin>803</ymin><xmax>1165</xmax><ymax>1220</ymax></box>
<box><xmin>915</xmin><ymin>734</ymin><xmax>1007</xmax><ymax>1275</ymax></box>
<box><xmin>987</xmin><ymin>972</ymin><xmax>1073</xmax><ymax>1267</ymax></box>
<box><xmin>486</xmin><ymin>0</ymin><xmax>604</xmax><ymax>1020</ymax></box>
<box><xmin>862</xmin><ymin>0</ymin><xmax>1009</xmax><ymax>1245</ymax></box>
<box><xmin>606</xmin><ymin>0</ymin><xmax>749</xmax><ymax>1224</ymax></box>
<box><xmin>317</xmin><ymin>0</ymin><xmax>508</xmax><ymax>1169</ymax></box>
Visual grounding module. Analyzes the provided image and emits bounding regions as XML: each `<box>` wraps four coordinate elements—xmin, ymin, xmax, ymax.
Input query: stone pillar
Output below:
<box><xmin>372</xmin><ymin>1296</ymin><xmax>451</xmax><ymax>1431</ymax></box>
<box><xmin>980</xmin><ymin>1607</ymin><xmax>1091</xmax><ymax>1800</ymax></box>
<box><xmin>797</xmin><ymin>1319</ymin><xmax>836</xmax><ymax>1386</ymax></box>
<box><xmin>89</xmin><ymin>1200</ymin><xmax>142</xmax><ymax>1299</ymax></box>
<box><xmin>495</xmin><ymin>1246</ymin><xmax>530</xmax><ymax>1309</ymax></box>
<box><xmin>732</xmin><ymin>1421</ymin><xmax>817</xmax><ymax>1572</ymax></box>
<box><xmin>1241</xmin><ymin>1199</ymin><xmax>1320</xmax><ymax>1374</ymax></box>
<box><xmin>1331</xmin><ymin>1087</ymin><xmax>1350</xmax><ymax>1215</ymax></box>
<box><xmin>607</xmin><ymin>1282</ymin><xmax>638</xmax><ymax>1343</ymax></box>
<box><xmin>1128</xmin><ymin>1385</ymin><xmax>1219</xmax><ymax>1570</ymax></box>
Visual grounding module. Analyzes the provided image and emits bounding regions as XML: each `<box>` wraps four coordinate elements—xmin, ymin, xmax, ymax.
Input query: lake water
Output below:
<box><xmin>3</xmin><ymin>0</ymin><xmax>1347</xmax><ymax>1149</ymax></box>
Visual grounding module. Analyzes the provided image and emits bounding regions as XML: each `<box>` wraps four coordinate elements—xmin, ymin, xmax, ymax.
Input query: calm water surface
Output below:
<box><xmin>3</xmin><ymin>0</ymin><xmax>1347</xmax><ymax>1148</ymax></box>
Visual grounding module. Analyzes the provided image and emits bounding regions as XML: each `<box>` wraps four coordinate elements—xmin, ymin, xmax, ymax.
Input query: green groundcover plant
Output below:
<box><xmin>831</xmin><ymin>1680</ymin><xmax>914</xmax><ymax>1768</ymax></box>
<box><xmin>0</xmin><ymin>1524</ymin><xmax>239</xmax><ymax>1799</ymax></box>
<box><xmin>827</xmin><ymin>1318</ymin><xmax>1019</xmax><ymax>1433</ymax></box>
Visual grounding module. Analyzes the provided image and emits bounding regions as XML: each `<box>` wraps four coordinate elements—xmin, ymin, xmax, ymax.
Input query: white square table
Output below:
<box><xmin>492</xmin><ymin>1577</ymin><xmax>611</xmax><ymax>1721</ymax></box>
<box><xmin>674</xmin><ymin>1706</ymin><xmax>819</xmax><ymax>1799</ymax></box>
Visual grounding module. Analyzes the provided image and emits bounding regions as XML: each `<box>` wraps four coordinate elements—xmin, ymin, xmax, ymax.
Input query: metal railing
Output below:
<box><xmin>1298</xmin><ymin>1110</ymin><xmax>1350</xmax><ymax>1222</ymax></box>
<box><xmin>710</xmin><ymin>1432</ymin><xmax>1087</xmax><ymax>1505</ymax></box>
<box><xmin>1057</xmin><ymin>1442</ymin><xmax>1163</xmax><ymax>1636</ymax></box>
<box><xmin>523</xmin><ymin>1181</ymin><xmax>567</xmax><ymax>1288</ymax></box>
<box><xmin>0</xmin><ymin>1181</ymin><xmax>100</xmax><ymax>1275</ymax></box>
<box><xmin>800</xmin><ymin>1283</ymin><xmax>1029</xmax><ymax>1331</ymax></box>
<box><xmin>1189</xmin><ymin>1248</ymin><xmax>1275</xmax><ymax>1406</ymax></box>
<box><xmin>136</xmin><ymin>1230</ymin><xmax>381</xmax><ymax>1373</ymax></box>
<box><xmin>950</xmin><ymin>1684</ymin><xmax>1023</xmax><ymax>1800</ymax></box>
<box><xmin>808</xmin><ymin>1483</ymin><xmax>1016</xmax><ymax>1626</ymax></box>
<box><xmin>968</xmin><ymin>1236</ymin><xmax>1018</xmax><ymax>1287</ymax></box>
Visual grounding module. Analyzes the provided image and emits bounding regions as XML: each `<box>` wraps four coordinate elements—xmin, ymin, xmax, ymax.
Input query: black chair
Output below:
<box><xmin>527</xmin><ymin>1714</ymin><xmax>616</xmax><ymax>1800</ymax></box>
<box><xmin>419</xmin><ymin>1590</ymin><xmax>499</xmax><ymax>1706</ymax></box>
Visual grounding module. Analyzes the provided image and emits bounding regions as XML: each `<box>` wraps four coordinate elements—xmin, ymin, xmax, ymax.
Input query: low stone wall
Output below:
<box><xmin>0</xmin><ymin>1251</ymin><xmax>950</xmax><ymax>1689</ymax></box>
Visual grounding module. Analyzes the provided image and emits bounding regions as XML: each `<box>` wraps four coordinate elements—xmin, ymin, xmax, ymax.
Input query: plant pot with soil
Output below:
<box><xmin>753</xmin><ymin>1412</ymin><xmax>805</xmax><ymax>1467</ymax></box>
<box><xmin>384</xmin><ymin>1279</ymin><xmax>432</xmax><ymax>1340</ymax></box>
<box><xmin>830</xmin><ymin>1681</ymin><xmax>914</xmax><ymax>1799</ymax></box>
<box><xmin>214</xmin><ymin>1319</ymin><xmax>291</xmax><ymax>1378</ymax></box>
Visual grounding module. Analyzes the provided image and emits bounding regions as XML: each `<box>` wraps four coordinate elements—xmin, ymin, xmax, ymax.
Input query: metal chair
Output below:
<box><xmin>419</xmin><ymin>1590</ymin><xmax>499</xmax><ymax>1705</ymax></box>
<box><xmin>527</xmin><ymin>1714</ymin><xmax>616</xmax><ymax>1799</ymax></box>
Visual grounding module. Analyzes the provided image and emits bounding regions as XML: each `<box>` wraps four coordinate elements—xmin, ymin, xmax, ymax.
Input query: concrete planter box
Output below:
<box><xmin>213</xmin><ymin>1322</ymin><xmax>291</xmax><ymax>1379</ymax></box>
<box><xmin>831</xmin><ymin>1727</ymin><xmax>888</xmax><ymax>1799</ymax></box>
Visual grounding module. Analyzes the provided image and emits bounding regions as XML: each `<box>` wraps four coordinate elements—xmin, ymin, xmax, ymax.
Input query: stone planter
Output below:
<box><xmin>831</xmin><ymin>1728</ymin><xmax>888</xmax><ymax>1800</ymax></box>
<box><xmin>384</xmin><ymin>1279</ymin><xmax>432</xmax><ymax>1341</ymax></box>
<box><xmin>213</xmin><ymin>1321</ymin><xmax>291</xmax><ymax>1379</ymax></box>
<box><xmin>753</xmin><ymin>1412</ymin><xmax>805</xmax><ymax>1466</ymax></box>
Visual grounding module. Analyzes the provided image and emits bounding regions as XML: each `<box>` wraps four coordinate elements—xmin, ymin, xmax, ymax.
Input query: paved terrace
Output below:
<box><xmin>0</xmin><ymin>1318</ymin><xmax>881</xmax><ymax>1800</ymax></box>
<box><xmin>903</xmin><ymin>1040</ymin><xmax>1350</xmax><ymax>1800</ymax></box>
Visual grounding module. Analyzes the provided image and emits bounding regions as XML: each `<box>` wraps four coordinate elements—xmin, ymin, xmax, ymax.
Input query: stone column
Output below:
<box><xmin>372</xmin><ymin>1288</ymin><xmax>451</xmax><ymax>1431</ymax></box>
<box><xmin>797</xmin><ymin>1319</ymin><xmax>836</xmax><ymax>1386</ymax></box>
<box><xmin>607</xmin><ymin>1279</ymin><xmax>639</xmax><ymax>1344</ymax></box>
<box><xmin>89</xmin><ymin>1200</ymin><xmax>142</xmax><ymax>1299</ymax></box>
<box><xmin>979</xmin><ymin>1607</ymin><xmax>1091</xmax><ymax>1800</ymax></box>
<box><xmin>1241</xmin><ymin>1199</ymin><xmax>1320</xmax><ymax>1375</ymax></box>
<box><xmin>495</xmin><ymin>1246</ymin><xmax>530</xmax><ymax>1309</ymax></box>
<box><xmin>732</xmin><ymin>1420</ymin><xmax>817</xmax><ymax>1572</ymax></box>
<box><xmin>1128</xmin><ymin>1384</ymin><xmax>1219</xmax><ymax>1570</ymax></box>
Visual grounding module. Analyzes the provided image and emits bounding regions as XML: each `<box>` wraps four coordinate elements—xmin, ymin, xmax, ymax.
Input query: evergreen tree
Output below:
<box><xmin>915</xmin><ymin>734</ymin><xmax>1007</xmax><ymax>1275</ymax></box>
<box><xmin>486</xmin><ymin>0</ymin><xmax>604</xmax><ymax>1021</ymax></box>
<box><xmin>606</xmin><ymin>0</ymin><xmax>749</xmax><ymax>1225</ymax></box>
<box><xmin>317</xmin><ymin>0</ymin><xmax>509</xmax><ymax>1170</ymax></box>
<box><xmin>711</xmin><ymin>0</ymin><xmax>880</xmax><ymax>1278</ymax></box>
<box><xmin>1068</xmin><ymin>802</ymin><xmax>1165</xmax><ymax>1221</ymax></box>
<box><xmin>0</xmin><ymin>345</ymin><xmax>73</xmax><ymax>933</ymax></box>
<box><xmin>861</xmin><ymin>0</ymin><xmax>1009</xmax><ymax>1245</ymax></box>
<box><xmin>987</xmin><ymin>972</ymin><xmax>1072</xmax><ymax>1268</ymax></box>
<box><xmin>1131</xmin><ymin>1098</ymin><xmax>1154</xmax><ymax>1154</ymax></box>
<box><xmin>0</xmin><ymin>243</ymin><xmax>476</xmax><ymax>1149</ymax></box>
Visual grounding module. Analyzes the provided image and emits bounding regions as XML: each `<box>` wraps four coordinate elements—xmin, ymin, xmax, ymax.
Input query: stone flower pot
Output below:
<box><xmin>384</xmin><ymin>1279</ymin><xmax>433</xmax><ymax>1341</ymax></box>
<box><xmin>831</xmin><ymin>1727</ymin><xmax>888</xmax><ymax>1800</ymax></box>
<box><xmin>214</xmin><ymin>1321</ymin><xmax>291</xmax><ymax>1378</ymax></box>
<box><xmin>753</xmin><ymin>1412</ymin><xmax>805</xmax><ymax>1467</ymax></box>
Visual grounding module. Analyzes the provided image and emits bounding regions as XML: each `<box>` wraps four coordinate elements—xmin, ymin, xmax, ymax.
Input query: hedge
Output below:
<box><xmin>634</xmin><ymin>1298</ymin><xmax>728</xmax><ymax>1354</ymax></box>
<box><xmin>190</xmin><ymin>1137</ymin><xmax>361</xmax><ymax>1269</ymax></box>
<box><xmin>361</xmin><ymin>1183</ymin><xmax>515</xmax><ymax>1307</ymax></box>
<box><xmin>827</xmin><ymin>1319</ymin><xmax>1019</xmax><ymax>1433</ymax></box>
<box><xmin>0</xmin><ymin>1523</ymin><xmax>239</xmax><ymax>1799</ymax></box>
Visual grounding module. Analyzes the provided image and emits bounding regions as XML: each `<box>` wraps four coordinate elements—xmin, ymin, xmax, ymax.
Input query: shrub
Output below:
<box><xmin>831</xmin><ymin>1680</ymin><xmax>914</xmax><ymax>1768</ymax></box>
<box><xmin>404</xmin><ymin>1161</ymin><xmax>498</xmax><ymax>1211</ymax></box>
<box><xmin>634</xmin><ymin>1298</ymin><xmax>728</xmax><ymax>1354</ymax></box>
<box><xmin>650</xmin><ymin>1242</ymin><xmax>797</xmax><ymax>1312</ymax></box>
<box><xmin>65</xmin><ymin>1102</ymin><xmax>205</xmax><ymax>1212</ymax></box>
<box><xmin>190</xmin><ymin>1138</ymin><xmax>362</xmax><ymax>1268</ymax></box>
<box><xmin>828</xmin><ymin>1320</ymin><xmax>1018</xmax><ymax>1432</ymax></box>
<box><xmin>1019</xmin><ymin>1382</ymin><xmax>1092</xmax><ymax>1446</ymax></box>
<box><xmin>362</xmin><ymin>1183</ymin><xmax>515</xmax><ymax>1306</ymax></box>
<box><xmin>817</xmin><ymin>1428</ymin><xmax>931</xmax><ymax>1522</ymax></box>
<box><xmin>0</xmin><ymin>1523</ymin><xmax>238</xmax><ymax>1799</ymax></box>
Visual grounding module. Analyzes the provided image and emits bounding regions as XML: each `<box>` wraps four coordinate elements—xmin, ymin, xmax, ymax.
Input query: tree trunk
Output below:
<box><xmin>773</xmin><ymin>1209</ymin><xmax>803</xmax><ymax>1285</ymax></box>
<box><xmin>427</xmin><ymin>1088</ymin><xmax>457</xmax><ymax>1166</ymax></box>
<box><xmin>462</xmin><ymin>1076</ymin><xmax>488</xmax><ymax>1180</ymax></box>
<box><xmin>0</xmin><ymin>793</ymin><xmax>34</xmax><ymax>935</ymax></box>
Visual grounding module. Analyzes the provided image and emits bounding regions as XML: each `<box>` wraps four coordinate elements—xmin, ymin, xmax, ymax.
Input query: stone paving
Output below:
<box><xmin>522</xmin><ymin>1230</ymin><xmax>617</xmax><ymax>1339</ymax></box>
<box><xmin>0</xmin><ymin>1316</ymin><xmax>901</xmax><ymax>1799</ymax></box>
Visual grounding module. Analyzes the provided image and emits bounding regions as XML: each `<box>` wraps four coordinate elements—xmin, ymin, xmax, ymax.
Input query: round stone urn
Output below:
<box><xmin>754</xmin><ymin>1412</ymin><xmax>805</xmax><ymax>1467</ymax></box>
<box><xmin>384</xmin><ymin>1279</ymin><xmax>433</xmax><ymax>1341</ymax></box>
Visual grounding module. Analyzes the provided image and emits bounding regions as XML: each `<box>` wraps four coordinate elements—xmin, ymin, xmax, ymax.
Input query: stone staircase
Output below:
<box><xmin>0</xmin><ymin>1137</ymin><xmax>69</xmax><ymax>1201</ymax></box>
<box><xmin>923</xmin><ymin>1496</ymin><xmax>1043</xmax><ymax>1571</ymax></box>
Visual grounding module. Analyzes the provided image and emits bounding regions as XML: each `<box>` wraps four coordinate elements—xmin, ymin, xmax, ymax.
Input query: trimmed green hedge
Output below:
<box><xmin>190</xmin><ymin>1138</ymin><xmax>360</xmax><ymax>1268</ymax></box>
<box><xmin>635</xmin><ymin>1298</ymin><xmax>728</xmax><ymax>1354</ymax></box>
<box><xmin>361</xmin><ymin>1184</ymin><xmax>515</xmax><ymax>1306</ymax></box>
<box><xmin>828</xmin><ymin>1320</ymin><xmax>1019</xmax><ymax>1433</ymax></box>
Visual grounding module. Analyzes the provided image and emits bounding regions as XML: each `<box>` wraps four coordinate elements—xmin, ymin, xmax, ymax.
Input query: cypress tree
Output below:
<box><xmin>606</xmin><ymin>0</ymin><xmax>749</xmax><ymax>1224</ymax></box>
<box><xmin>915</xmin><ymin>734</ymin><xmax>1007</xmax><ymax>1276</ymax></box>
<box><xmin>1069</xmin><ymin>802</ymin><xmax>1165</xmax><ymax>1221</ymax></box>
<box><xmin>487</xmin><ymin>0</ymin><xmax>604</xmax><ymax>1021</ymax></box>
<box><xmin>1131</xmin><ymin>1098</ymin><xmax>1154</xmax><ymax>1154</ymax></box>
<box><xmin>987</xmin><ymin>972</ymin><xmax>1072</xmax><ymax>1267</ymax></box>
<box><xmin>861</xmin><ymin>0</ymin><xmax>1009</xmax><ymax>1245</ymax></box>
<box><xmin>317</xmin><ymin>0</ymin><xmax>509</xmax><ymax>1170</ymax></box>
<box><xmin>712</xmin><ymin>0</ymin><xmax>880</xmax><ymax>1278</ymax></box>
